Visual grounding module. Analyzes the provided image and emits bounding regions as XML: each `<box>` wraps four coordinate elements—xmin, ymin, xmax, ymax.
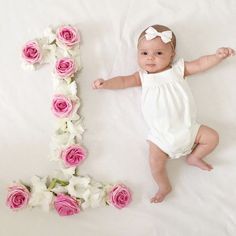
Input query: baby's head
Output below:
<box><xmin>137</xmin><ymin>24</ymin><xmax>176</xmax><ymax>73</ymax></box>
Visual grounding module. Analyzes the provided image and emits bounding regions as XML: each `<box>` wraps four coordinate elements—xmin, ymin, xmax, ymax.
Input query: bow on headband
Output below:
<box><xmin>145</xmin><ymin>26</ymin><xmax>172</xmax><ymax>43</ymax></box>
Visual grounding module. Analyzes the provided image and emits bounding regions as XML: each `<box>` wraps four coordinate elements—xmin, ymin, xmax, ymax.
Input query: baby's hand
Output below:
<box><xmin>216</xmin><ymin>47</ymin><xmax>235</xmax><ymax>59</ymax></box>
<box><xmin>92</xmin><ymin>78</ymin><xmax>105</xmax><ymax>89</ymax></box>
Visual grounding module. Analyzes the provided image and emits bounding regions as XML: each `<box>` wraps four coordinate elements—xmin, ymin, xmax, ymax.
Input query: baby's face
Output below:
<box><xmin>138</xmin><ymin>37</ymin><xmax>175</xmax><ymax>73</ymax></box>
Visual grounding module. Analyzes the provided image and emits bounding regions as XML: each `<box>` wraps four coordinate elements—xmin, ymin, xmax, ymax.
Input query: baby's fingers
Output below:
<box><xmin>92</xmin><ymin>79</ymin><xmax>104</xmax><ymax>89</ymax></box>
<box><xmin>228</xmin><ymin>48</ymin><xmax>235</xmax><ymax>56</ymax></box>
<box><xmin>92</xmin><ymin>80</ymin><xmax>99</xmax><ymax>89</ymax></box>
<box><xmin>217</xmin><ymin>48</ymin><xmax>226</xmax><ymax>58</ymax></box>
<box><xmin>217</xmin><ymin>47</ymin><xmax>235</xmax><ymax>58</ymax></box>
<box><xmin>222</xmin><ymin>47</ymin><xmax>235</xmax><ymax>56</ymax></box>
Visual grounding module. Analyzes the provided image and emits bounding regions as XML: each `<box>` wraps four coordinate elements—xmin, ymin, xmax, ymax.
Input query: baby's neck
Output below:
<box><xmin>147</xmin><ymin>65</ymin><xmax>172</xmax><ymax>74</ymax></box>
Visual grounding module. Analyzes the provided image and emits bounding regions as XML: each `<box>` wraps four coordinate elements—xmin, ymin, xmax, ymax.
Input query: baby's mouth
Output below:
<box><xmin>146</xmin><ymin>64</ymin><xmax>156</xmax><ymax>67</ymax></box>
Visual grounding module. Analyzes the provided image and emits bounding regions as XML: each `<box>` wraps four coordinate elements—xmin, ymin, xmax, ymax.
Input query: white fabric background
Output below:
<box><xmin>1</xmin><ymin>0</ymin><xmax>236</xmax><ymax>235</ymax></box>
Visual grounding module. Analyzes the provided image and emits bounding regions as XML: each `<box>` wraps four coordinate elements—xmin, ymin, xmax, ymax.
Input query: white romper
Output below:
<box><xmin>139</xmin><ymin>58</ymin><xmax>201</xmax><ymax>159</ymax></box>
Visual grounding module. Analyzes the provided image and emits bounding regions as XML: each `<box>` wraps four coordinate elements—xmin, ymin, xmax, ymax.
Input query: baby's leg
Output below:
<box><xmin>186</xmin><ymin>125</ymin><xmax>219</xmax><ymax>171</ymax></box>
<box><xmin>148</xmin><ymin>141</ymin><xmax>172</xmax><ymax>203</ymax></box>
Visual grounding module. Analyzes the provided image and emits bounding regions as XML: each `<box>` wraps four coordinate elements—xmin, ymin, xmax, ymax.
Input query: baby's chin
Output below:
<box><xmin>143</xmin><ymin>66</ymin><xmax>162</xmax><ymax>74</ymax></box>
<box><xmin>142</xmin><ymin>64</ymin><xmax>171</xmax><ymax>74</ymax></box>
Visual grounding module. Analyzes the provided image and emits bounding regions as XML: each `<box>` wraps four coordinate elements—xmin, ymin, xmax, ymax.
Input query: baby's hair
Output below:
<box><xmin>138</xmin><ymin>24</ymin><xmax>176</xmax><ymax>50</ymax></box>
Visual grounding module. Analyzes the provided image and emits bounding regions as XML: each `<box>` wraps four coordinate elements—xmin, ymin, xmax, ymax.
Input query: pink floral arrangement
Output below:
<box><xmin>56</xmin><ymin>25</ymin><xmax>80</xmax><ymax>48</ymax></box>
<box><xmin>108</xmin><ymin>184</ymin><xmax>132</xmax><ymax>209</ymax></box>
<box><xmin>55</xmin><ymin>57</ymin><xmax>77</xmax><ymax>78</ymax></box>
<box><xmin>6</xmin><ymin>180</ymin><xmax>131</xmax><ymax>215</ymax></box>
<box><xmin>51</xmin><ymin>94</ymin><xmax>74</xmax><ymax>118</ymax></box>
<box><xmin>22</xmin><ymin>40</ymin><xmax>42</xmax><ymax>64</ymax></box>
<box><xmin>61</xmin><ymin>145</ymin><xmax>86</xmax><ymax>167</ymax></box>
<box><xmin>6</xmin><ymin>184</ymin><xmax>30</xmax><ymax>210</ymax></box>
<box><xmin>7</xmin><ymin>25</ymin><xmax>132</xmax><ymax>216</ymax></box>
<box><xmin>54</xmin><ymin>194</ymin><xmax>80</xmax><ymax>216</ymax></box>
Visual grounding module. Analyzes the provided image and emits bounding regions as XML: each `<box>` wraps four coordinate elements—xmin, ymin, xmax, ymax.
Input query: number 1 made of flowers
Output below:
<box><xmin>6</xmin><ymin>25</ymin><xmax>132</xmax><ymax>216</ymax></box>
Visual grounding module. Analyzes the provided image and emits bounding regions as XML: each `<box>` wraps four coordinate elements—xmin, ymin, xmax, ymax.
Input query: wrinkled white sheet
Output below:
<box><xmin>1</xmin><ymin>0</ymin><xmax>236</xmax><ymax>235</ymax></box>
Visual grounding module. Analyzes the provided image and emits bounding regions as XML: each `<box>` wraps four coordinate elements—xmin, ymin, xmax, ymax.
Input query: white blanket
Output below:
<box><xmin>1</xmin><ymin>0</ymin><xmax>236</xmax><ymax>235</ymax></box>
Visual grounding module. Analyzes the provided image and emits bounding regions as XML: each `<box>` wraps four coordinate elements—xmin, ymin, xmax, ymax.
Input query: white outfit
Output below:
<box><xmin>139</xmin><ymin>58</ymin><xmax>200</xmax><ymax>159</ymax></box>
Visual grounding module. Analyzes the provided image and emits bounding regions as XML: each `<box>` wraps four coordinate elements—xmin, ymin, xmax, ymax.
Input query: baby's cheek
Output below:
<box><xmin>138</xmin><ymin>59</ymin><xmax>144</xmax><ymax>68</ymax></box>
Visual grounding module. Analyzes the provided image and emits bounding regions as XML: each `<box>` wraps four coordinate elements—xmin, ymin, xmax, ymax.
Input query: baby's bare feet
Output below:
<box><xmin>150</xmin><ymin>185</ymin><xmax>172</xmax><ymax>203</ymax></box>
<box><xmin>186</xmin><ymin>157</ymin><xmax>213</xmax><ymax>171</ymax></box>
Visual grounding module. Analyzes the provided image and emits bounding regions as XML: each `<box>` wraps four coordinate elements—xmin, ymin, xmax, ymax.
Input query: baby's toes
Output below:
<box><xmin>151</xmin><ymin>194</ymin><xmax>164</xmax><ymax>203</ymax></box>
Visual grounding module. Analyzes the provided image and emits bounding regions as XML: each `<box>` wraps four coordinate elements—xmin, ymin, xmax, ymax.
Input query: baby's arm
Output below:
<box><xmin>184</xmin><ymin>47</ymin><xmax>235</xmax><ymax>76</ymax></box>
<box><xmin>92</xmin><ymin>72</ymin><xmax>141</xmax><ymax>89</ymax></box>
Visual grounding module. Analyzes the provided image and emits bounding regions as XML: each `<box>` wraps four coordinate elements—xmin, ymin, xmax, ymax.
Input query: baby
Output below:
<box><xmin>92</xmin><ymin>24</ymin><xmax>235</xmax><ymax>203</ymax></box>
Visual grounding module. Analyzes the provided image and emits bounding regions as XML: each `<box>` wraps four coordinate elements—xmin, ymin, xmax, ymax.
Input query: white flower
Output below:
<box><xmin>52</xmin><ymin>79</ymin><xmax>79</xmax><ymax>98</ymax></box>
<box><xmin>55</xmin><ymin>42</ymin><xmax>80</xmax><ymax>57</ymax></box>
<box><xmin>43</xmin><ymin>27</ymin><xmax>56</xmax><ymax>44</ymax></box>
<box><xmin>51</xmin><ymin>116</ymin><xmax>84</xmax><ymax>147</ymax></box>
<box><xmin>37</xmin><ymin>37</ymin><xmax>56</xmax><ymax>64</ymax></box>
<box><xmin>66</xmin><ymin>175</ymin><xmax>108</xmax><ymax>209</ymax></box>
<box><xmin>66</xmin><ymin>175</ymin><xmax>91</xmax><ymax>200</ymax></box>
<box><xmin>28</xmin><ymin>176</ymin><xmax>53</xmax><ymax>211</ymax></box>
<box><xmin>82</xmin><ymin>181</ymin><xmax>107</xmax><ymax>209</ymax></box>
<box><xmin>42</xmin><ymin>44</ymin><xmax>57</xmax><ymax>63</ymax></box>
<box><xmin>66</xmin><ymin>119</ymin><xmax>84</xmax><ymax>141</ymax></box>
<box><xmin>50</xmin><ymin>169</ymin><xmax>71</xmax><ymax>181</ymax></box>
<box><xmin>21</xmin><ymin>61</ymin><xmax>36</xmax><ymax>71</ymax></box>
<box><xmin>51</xmin><ymin>131</ymin><xmax>72</xmax><ymax>146</ymax></box>
<box><xmin>67</xmin><ymin>46</ymin><xmax>81</xmax><ymax>58</ymax></box>
<box><xmin>50</xmin><ymin>185</ymin><xmax>67</xmax><ymax>194</ymax></box>
<box><xmin>59</xmin><ymin>163</ymin><xmax>77</xmax><ymax>177</ymax></box>
<box><xmin>55</xmin><ymin>119</ymin><xmax>68</xmax><ymax>133</ymax></box>
<box><xmin>68</xmin><ymin>81</ymin><xmax>78</xmax><ymax>95</ymax></box>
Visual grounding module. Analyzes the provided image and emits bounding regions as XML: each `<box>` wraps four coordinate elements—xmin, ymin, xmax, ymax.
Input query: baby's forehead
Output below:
<box><xmin>138</xmin><ymin>37</ymin><xmax>169</xmax><ymax>50</ymax></box>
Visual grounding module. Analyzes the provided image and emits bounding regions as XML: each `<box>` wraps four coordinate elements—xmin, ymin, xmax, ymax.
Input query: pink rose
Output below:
<box><xmin>54</xmin><ymin>194</ymin><xmax>80</xmax><ymax>216</ymax></box>
<box><xmin>55</xmin><ymin>58</ymin><xmax>76</xmax><ymax>78</ymax></box>
<box><xmin>22</xmin><ymin>40</ymin><xmax>42</xmax><ymax>64</ymax></box>
<box><xmin>61</xmin><ymin>145</ymin><xmax>86</xmax><ymax>167</ymax></box>
<box><xmin>51</xmin><ymin>95</ymin><xmax>73</xmax><ymax>118</ymax></box>
<box><xmin>6</xmin><ymin>184</ymin><xmax>30</xmax><ymax>210</ymax></box>
<box><xmin>56</xmin><ymin>26</ymin><xmax>80</xmax><ymax>47</ymax></box>
<box><xmin>108</xmin><ymin>184</ymin><xmax>132</xmax><ymax>209</ymax></box>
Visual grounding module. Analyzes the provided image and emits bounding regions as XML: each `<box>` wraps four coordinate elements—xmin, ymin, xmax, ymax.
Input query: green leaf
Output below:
<box><xmin>57</xmin><ymin>179</ymin><xmax>69</xmax><ymax>186</ymax></box>
<box><xmin>47</xmin><ymin>178</ymin><xmax>57</xmax><ymax>191</ymax></box>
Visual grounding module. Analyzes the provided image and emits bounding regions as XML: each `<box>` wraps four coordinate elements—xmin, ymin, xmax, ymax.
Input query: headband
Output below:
<box><xmin>145</xmin><ymin>26</ymin><xmax>172</xmax><ymax>44</ymax></box>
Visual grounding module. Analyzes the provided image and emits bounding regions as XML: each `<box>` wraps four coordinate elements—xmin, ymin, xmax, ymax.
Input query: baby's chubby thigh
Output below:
<box><xmin>193</xmin><ymin>125</ymin><xmax>219</xmax><ymax>149</ymax></box>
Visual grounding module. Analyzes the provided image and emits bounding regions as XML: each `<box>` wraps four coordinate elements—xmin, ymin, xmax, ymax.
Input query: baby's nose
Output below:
<box><xmin>147</xmin><ymin>54</ymin><xmax>155</xmax><ymax>60</ymax></box>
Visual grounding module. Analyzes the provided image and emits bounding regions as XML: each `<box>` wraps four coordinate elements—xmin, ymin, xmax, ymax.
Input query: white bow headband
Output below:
<box><xmin>144</xmin><ymin>26</ymin><xmax>172</xmax><ymax>44</ymax></box>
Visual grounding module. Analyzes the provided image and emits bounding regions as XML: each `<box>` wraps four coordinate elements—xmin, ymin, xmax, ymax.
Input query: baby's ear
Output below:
<box><xmin>171</xmin><ymin>51</ymin><xmax>176</xmax><ymax>59</ymax></box>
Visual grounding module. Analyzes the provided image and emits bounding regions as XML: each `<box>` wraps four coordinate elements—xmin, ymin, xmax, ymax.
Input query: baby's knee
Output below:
<box><xmin>209</xmin><ymin>129</ymin><xmax>219</xmax><ymax>148</ymax></box>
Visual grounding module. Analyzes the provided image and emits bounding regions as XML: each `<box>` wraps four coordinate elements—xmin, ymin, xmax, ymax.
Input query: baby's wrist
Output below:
<box><xmin>215</xmin><ymin>53</ymin><xmax>225</xmax><ymax>60</ymax></box>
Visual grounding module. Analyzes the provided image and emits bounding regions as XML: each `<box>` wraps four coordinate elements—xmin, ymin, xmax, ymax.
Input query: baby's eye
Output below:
<box><xmin>141</xmin><ymin>52</ymin><xmax>148</xmax><ymax>55</ymax></box>
<box><xmin>155</xmin><ymin>51</ymin><xmax>163</xmax><ymax>55</ymax></box>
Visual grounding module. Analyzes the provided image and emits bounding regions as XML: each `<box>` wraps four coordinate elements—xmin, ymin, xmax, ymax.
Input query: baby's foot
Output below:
<box><xmin>186</xmin><ymin>157</ymin><xmax>213</xmax><ymax>171</ymax></box>
<box><xmin>150</xmin><ymin>185</ymin><xmax>172</xmax><ymax>203</ymax></box>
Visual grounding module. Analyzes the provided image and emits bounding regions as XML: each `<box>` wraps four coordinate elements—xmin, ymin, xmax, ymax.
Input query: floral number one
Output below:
<box><xmin>6</xmin><ymin>25</ymin><xmax>132</xmax><ymax>216</ymax></box>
